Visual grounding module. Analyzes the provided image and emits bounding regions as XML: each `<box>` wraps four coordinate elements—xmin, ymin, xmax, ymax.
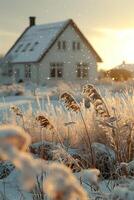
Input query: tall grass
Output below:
<box><xmin>5</xmin><ymin>84</ymin><xmax>134</xmax><ymax>164</ymax></box>
<box><xmin>0</xmin><ymin>83</ymin><xmax>134</xmax><ymax>199</ymax></box>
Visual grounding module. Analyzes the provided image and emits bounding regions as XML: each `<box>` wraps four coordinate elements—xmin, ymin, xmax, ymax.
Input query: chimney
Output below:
<box><xmin>29</xmin><ymin>16</ymin><xmax>36</xmax><ymax>27</ymax></box>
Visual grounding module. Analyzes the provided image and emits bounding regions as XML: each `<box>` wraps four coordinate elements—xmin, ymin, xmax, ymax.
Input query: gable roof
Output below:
<box><xmin>5</xmin><ymin>19</ymin><xmax>102</xmax><ymax>63</ymax></box>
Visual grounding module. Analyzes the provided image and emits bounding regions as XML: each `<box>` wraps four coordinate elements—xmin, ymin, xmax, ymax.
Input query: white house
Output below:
<box><xmin>3</xmin><ymin>17</ymin><xmax>102</xmax><ymax>86</ymax></box>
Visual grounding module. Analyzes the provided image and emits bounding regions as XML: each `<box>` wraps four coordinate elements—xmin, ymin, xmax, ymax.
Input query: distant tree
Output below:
<box><xmin>105</xmin><ymin>68</ymin><xmax>132</xmax><ymax>81</ymax></box>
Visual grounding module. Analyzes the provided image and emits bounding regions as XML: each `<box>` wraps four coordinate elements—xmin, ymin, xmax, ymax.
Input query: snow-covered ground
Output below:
<box><xmin>0</xmin><ymin>83</ymin><xmax>134</xmax><ymax>200</ymax></box>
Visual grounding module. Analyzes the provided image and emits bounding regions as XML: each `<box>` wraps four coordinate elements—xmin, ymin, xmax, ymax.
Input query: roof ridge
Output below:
<box><xmin>32</xmin><ymin>19</ymin><xmax>72</xmax><ymax>28</ymax></box>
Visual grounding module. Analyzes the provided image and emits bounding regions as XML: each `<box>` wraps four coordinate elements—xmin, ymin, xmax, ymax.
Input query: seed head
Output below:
<box><xmin>83</xmin><ymin>84</ymin><xmax>110</xmax><ymax>118</ymax></box>
<box><xmin>36</xmin><ymin>115</ymin><xmax>54</xmax><ymax>130</ymax></box>
<box><xmin>10</xmin><ymin>105</ymin><xmax>23</xmax><ymax>117</ymax></box>
<box><xmin>60</xmin><ymin>93</ymin><xmax>80</xmax><ymax>112</ymax></box>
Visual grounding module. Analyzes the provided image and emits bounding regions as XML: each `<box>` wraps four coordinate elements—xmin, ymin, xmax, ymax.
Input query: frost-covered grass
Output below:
<box><xmin>0</xmin><ymin>83</ymin><xmax>134</xmax><ymax>199</ymax></box>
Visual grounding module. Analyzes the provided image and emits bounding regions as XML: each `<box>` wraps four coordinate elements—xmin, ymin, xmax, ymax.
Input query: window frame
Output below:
<box><xmin>72</xmin><ymin>41</ymin><xmax>81</xmax><ymax>50</ymax></box>
<box><xmin>25</xmin><ymin>64</ymin><xmax>31</xmax><ymax>79</ymax></box>
<box><xmin>22</xmin><ymin>43</ymin><xmax>31</xmax><ymax>52</ymax></box>
<box><xmin>7</xmin><ymin>65</ymin><xmax>13</xmax><ymax>77</ymax></box>
<box><xmin>76</xmin><ymin>63</ymin><xmax>88</xmax><ymax>79</ymax></box>
<box><xmin>50</xmin><ymin>63</ymin><xmax>64</xmax><ymax>79</ymax></box>
<box><xmin>30</xmin><ymin>41</ymin><xmax>39</xmax><ymax>51</ymax></box>
<box><xmin>57</xmin><ymin>41</ymin><xmax>67</xmax><ymax>50</ymax></box>
<box><xmin>15</xmin><ymin>44</ymin><xmax>23</xmax><ymax>53</ymax></box>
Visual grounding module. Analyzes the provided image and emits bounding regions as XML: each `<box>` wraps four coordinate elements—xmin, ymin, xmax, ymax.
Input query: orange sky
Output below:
<box><xmin>0</xmin><ymin>0</ymin><xmax>134</xmax><ymax>70</ymax></box>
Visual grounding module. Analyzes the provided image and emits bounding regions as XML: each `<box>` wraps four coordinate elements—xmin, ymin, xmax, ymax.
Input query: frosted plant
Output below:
<box><xmin>36</xmin><ymin>114</ymin><xmax>63</xmax><ymax>147</ymax></box>
<box><xmin>82</xmin><ymin>84</ymin><xmax>110</xmax><ymax>118</ymax></box>
<box><xmin>44</xmin><ymin>163</ymin><xmax>89</xmax><ymax>200</ymax></box>
<box><xmin>36</xmin><ymin>115</ymin><xmax>54</xmax><ymax>130</ymax></box>
<box><xmin>60</xmin><ymin>92</ymin><xmax>80</xmax><ymax>112</ymax></box>
<box><xmin>0</xmin><ymin>145</ymin><xmax>43</xmax><ymax>190</ymax></box>
<box><xmin>0</xmin><ymin>125</ymin><xmax>43</xmax><ymax>190</ymax></box>
<box><xmin>60</xmin><ymin>92</ymin><xmax>94</xmax><ymax>166</ymax></box>
<box><xmin>10</xmin><ymin>105</ymin><xmax>25</xmax><ymax>128</ymax></box>
<box><xmin>0</xmin><ymin>125</ymin><xmax>31</xmax><ymax>151</ymax></box>
<box><xmin>116</xmin><ymin>162</ymin><xmax>129</xmax><ymax>177</ymax></box>
<box><xmin>83</xmin><ymin>168</ymin><xmax>100</xmax><ymax>190</ymax></box>
<box><xmin>10</xmin><ymin>105</ymin><xmax>23</xmax><ymax>117</ymax></box>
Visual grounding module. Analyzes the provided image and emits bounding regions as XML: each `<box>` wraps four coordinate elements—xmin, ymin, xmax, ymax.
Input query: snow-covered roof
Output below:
<box><xmin>6</xmin><ymin>20</ymin><xmax>69</xmax><ymax>63</ymax></box>
<box><xmin>5</xmin><ymin>19</ymin><xmax>102</xmax><ymax>63</ymax></box>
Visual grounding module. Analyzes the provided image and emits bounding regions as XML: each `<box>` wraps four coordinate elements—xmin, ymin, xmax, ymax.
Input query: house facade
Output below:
<box><xmin>3</xmin><ymin>17</ymin><xmax>102</xmax><ymax>86</ymax></box>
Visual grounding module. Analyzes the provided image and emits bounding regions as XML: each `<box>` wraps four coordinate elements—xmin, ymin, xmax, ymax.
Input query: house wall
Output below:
<box><xmin>11</xmin><ymin>24</ymin><xmax>99</xmax><ymax>86</ymax></box>
<box><xmin>38</xmin><ymin>24</ymin><xmax>98</xmax><ymax>86</ymax></box>
<box><xmin>12</xmin><ymin>63</ymin><xmax>39</xmax><ymax>84</ymax></box>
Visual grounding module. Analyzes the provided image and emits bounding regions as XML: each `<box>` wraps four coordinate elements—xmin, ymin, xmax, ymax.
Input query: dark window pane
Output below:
<box><xmin>63</xmin><ymin>41</ymin><xmax>66</xmax><ymax>50</ymax></box>
<box><xmin>25</xmin><ymin>65</ymin><xmax>31</xmax><ymax>79</ymax></box>
<box><xmin>57</xmin><ymin>67</ymin><xmax>63</xmax><ymax>78</ymax></box>
<box><xmin>15</xmin><ymin>69</ymin><xmax>20</xmax><ymax>78</ymax></box>
<box><xmin>57</xmin><ymin>41</ymin><xmax>61</xmax><ymax>50</ymax></box>
<box><xmin>77</xmin><ymin>67</ymin><xmax>81</xmax><ymax>78</ymax></box>
<box><xmin>72</xmin><ymin>41</ymin><xmax>75</xmax><ymax>50</ymax></box>
<box><xmin>22</xmin><ymin>43</ymin><xmax>31</xmax><ymax>52</ymax></box>
<box><xmin>8</xmin><ymin>66</ymin><xmax>13</xmax><ymax>77</ymax></box>
<box><xmin>76</xmin><ymin>63</ymin><xmax>88</xmax><ymax>78</ymax></box>
<box><xmin>30</xmin><ymin>41</ymin><xmax>39</xmax><ymax>51</ymax></box>
<box><xmin>83</xmin><ymin>67</ymin><xmax>88</xmax><ymax>78</ymax></box>
<box><xmin>50</xmin><ymin>68</ymin><xmax>56</xmax><ymax>77</ymax></box>
<box><xmin>15</xmin><ymin>44</ymin><xmax>23</xmax><ymax>53</ymax></box>
<box><xmin>77</xmin><ymin>42</ymin><xmax>80</xmax><ymax>50</ymax></box>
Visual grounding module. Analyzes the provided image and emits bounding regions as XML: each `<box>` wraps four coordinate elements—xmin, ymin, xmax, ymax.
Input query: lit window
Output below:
<box><xmin>15</xmin><ymin>44</ymin><xmax>23</xmax><ymax>53</ymax></box>
<box><xmin>50</xmin><ymin>63</ymin><xmax>63</xmax><ymax>78</ymax></box>
<box><xmin>30</xmin><ymin>41</ymin><xmax>39</xmax><ymax>51</ymax></box>
<box><xmin>72</xmin><ymin>41</ymin><xmax>81</xmax><ymax>50</ymax></box>
<box><xmin>25</xmin><ymin>65</ymin><xmax>31</xmax><ymax>79</ymax></box>
<box><xmin>76</xmin><ymin>63</ymin><xmax>88</xmax><ymax>78</ymax></box>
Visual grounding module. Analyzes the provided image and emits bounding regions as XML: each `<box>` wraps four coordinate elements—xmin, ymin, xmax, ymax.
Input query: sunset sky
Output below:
<box><xmin>0</xmin><ymin>0</ymin><xmax>134</xmax><ymax>69</ymax></box>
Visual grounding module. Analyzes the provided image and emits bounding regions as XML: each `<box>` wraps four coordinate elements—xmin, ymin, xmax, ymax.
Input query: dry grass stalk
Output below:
<box><xmin>60</xmin><ymin>92</ymin><xmax>80</xmax><ymax>112</ymax></box>
<box><xmin>10</xmin><ymin>105</ymin><xmax>25</xmax><ymax>128</ymax></box>
<box><xmin>10</xmin><ymin>105</ymin><xmax>23</xmax><ymax>117</ymax></box>
<box><xmin>83</xmin><ymin>84</ymin><xmax>110</xmax><ymax>118</ymax></box>
<box><xmin>60</xmin><ymin>92</ymin><xmax>95</xmax><ymax>167</ymax></box>
<box><xmin>36</xmin><ymin>115</ymin><xmax>64</xmax><ymax>148</ymax></box>
<box><xmin>36</xmin><ymin>115</ymin><xmax>54</xmax><ymax>130</ymax></box>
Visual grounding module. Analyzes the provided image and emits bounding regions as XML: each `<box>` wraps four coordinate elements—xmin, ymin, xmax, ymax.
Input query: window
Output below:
<box><xmin>72</xmin><ymin>41</ymin><xmax>81</xmax><ymax>50</ymax></box>
<box><xmin>63</xmin><ymin>41</ymin><xmax>66</xmax><ymax>50</ymax></box>
<box><xmin>30</xmin><ymin>41</ymin><xmax>39</xmax><ymax>51</ymax></box>
<box><xmin>50</xmin><ymin>67</ymin><xmax>56</xmax><ymax>77</ymax></box>
<box><xmin>7</xmin><ymin>66</ymin><xmax>13</xmax><ymax>77</ymax></box>
<box><xmin>15</xmin><ymin>44</ymin><xmax>23</xmax><ymax>53</ymax></box>
<box><xmin>57</xmin><ymin>41</ymin><xmax>66</xmax><ymax>50</ymax></box>
<box><xmin>76</xmin><ymin>63</ymin><xmax>88</xmax><ymax>78</ymax></box>
<box><xmin>50</xmin><ymin>63</ymin><xmax>63</xmax><ymax>78</ymax></box>
<box><xmin>15</xmin><ymin>69</ymin><xmax>20</xmax><ymax>79</ymax></box>
<box><xmin>25</xmin><ymin>65</ymin><xmax>31</xmax><ymax>79</ymax></box>
<box><xmin>57</xmin><ymin>41</ymin><xmax>61</xmax><ymax>50</ymax></box>
<box><xmin>22</xmin><ymin>43</ymin><xmax>31</xmax><ymax>52</ymax></box>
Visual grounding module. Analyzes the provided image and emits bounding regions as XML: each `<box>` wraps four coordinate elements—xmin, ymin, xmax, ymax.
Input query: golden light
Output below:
<box><xmin>91</xmin><ymin>28</ymin><xmax>134</xmax><ymax>70</ymax></box>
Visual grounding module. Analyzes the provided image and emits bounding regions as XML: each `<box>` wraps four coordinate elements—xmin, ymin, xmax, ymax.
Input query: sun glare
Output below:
<box><xmin>92</xmin><ymin>28</ymin><xmax>134</xmax><ymax>69</ymax></box>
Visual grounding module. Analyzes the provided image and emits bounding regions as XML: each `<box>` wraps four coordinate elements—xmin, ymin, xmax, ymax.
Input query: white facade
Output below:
<box><xmin>3</xmin><ymin>19</ymin><xmax>102</xmax><ymax>86</ymax></box>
